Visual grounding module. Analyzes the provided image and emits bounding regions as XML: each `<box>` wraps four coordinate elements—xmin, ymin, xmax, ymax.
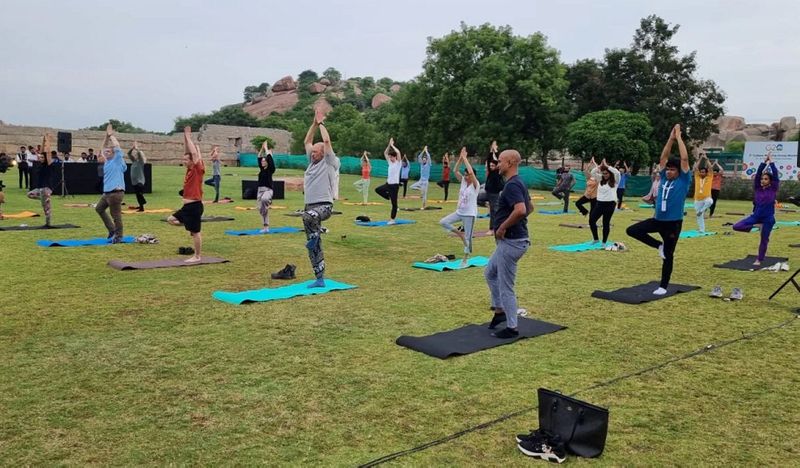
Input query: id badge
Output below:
<box><xmin>661</xmin><ymin>199</ymin><xmax>667</xmax><ymax>212</ymax></box>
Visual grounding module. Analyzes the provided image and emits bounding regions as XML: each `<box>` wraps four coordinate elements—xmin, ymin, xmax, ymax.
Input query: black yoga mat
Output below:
<box><xmin>790</xmin><ymin>244</ymin><xmax>799</xmax><ymax>248</ymax></box>
<box><xmin>0</xmin><ymin>224</ymin><xmax>79</xmax><ymax>231</ymax></box>
<box><xmin>396</xmin><ymin>317</ymin><xmax>566</xmax><ymax>359</ymax></box>
<box><xmin>713</xmin><ymin>255</ymin><xmax>788</xmax><ymax>271</ymax></box>
<box><xmin>591</xmin><ymin>281</ymin><xmax>700</xmax><ymax>304</ymax></box>
<box><xmin>108</xmin><ymin>256</ymin><xmax>229</xmax><ymax>270</ymax></box>
<box><xmin>159</xmin><ymin>216</ymin><xmax>234</xmax><ymax>223</ymax></box>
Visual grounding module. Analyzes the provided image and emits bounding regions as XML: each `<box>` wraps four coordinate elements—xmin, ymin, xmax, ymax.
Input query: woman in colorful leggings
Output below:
<box><xmin>732</xmin><ymin>153</ymin><xmax>779</xmax><ymax>266</ymax></box>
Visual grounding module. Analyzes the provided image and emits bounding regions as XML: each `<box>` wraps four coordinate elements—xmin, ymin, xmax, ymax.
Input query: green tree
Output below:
<box><xmin>565</xmin><ymin>59</ymin><xmax>607</xmax><ymax>117</ymax></box>
<box><xmin>250</xmin><ymin>135</ymin><xmax>276</xmax><ymax>151</ymax></box>
<box><xmin>724</xmin><ymin>140</ymin><xmax>745</xmax><ymax>153</ymax></box>
<box><xmin>174</xmin><ymin>106</ymin><xmax>258</xmax><ymax>132</ymax></box>
<box><xmin>322</xmin><ymin>67</ymin><xmax>342</xmax><ymax>84</ymax></box>
<box><xmin>85</xmin><ymin>119</ymin><xmax>152</xmax><ymax>133</ymax></box>
<box><xmin>565</xmin><ymin>110</ymin><xmax>653</xmax><ymax>170</ymax></box>
<box><xmin>393</xmin><ymin>23</ymin><xmax>569</xmax><ymax>166</ymax></box>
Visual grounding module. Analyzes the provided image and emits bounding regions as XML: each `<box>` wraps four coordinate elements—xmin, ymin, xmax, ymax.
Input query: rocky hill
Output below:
<box><xmin>704</xmin><ymin>115</ymin><xmax>799</xmax><ymax>148</ymax></box>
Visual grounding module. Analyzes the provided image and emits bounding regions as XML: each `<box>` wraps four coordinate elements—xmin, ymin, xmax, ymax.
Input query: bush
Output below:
<box><xmin>718</xmin><ymin>177</ymin><xmax>799</xmax><ymax>201</ymax></box>
<box><xmin>250</xmin><ymin>136</ymin><xmax>276</xmax><ymax>151</ymax></box>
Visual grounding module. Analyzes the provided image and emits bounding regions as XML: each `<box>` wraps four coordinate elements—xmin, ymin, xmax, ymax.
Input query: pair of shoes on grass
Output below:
<box><xmin>760</xmin><ymin>262</ymin><xmax>790</xmax><ymax>272</ymax></box>
<box><xmin>516</xmin><ymin>428</ymin><xmax>567</xmax><ymax>463</ymax></box>
<box><xmin>710</xmin><ymin>286</ymin><xmax>743</xmax><ymax>301</ymax></box>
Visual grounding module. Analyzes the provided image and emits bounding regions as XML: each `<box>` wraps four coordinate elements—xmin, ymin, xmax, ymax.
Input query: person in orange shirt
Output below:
<box><xmin>709</xmin><ymin>159</ymin><xmax>724</xmax><ymax>217</ymax></box>
<box><xmin>167</xmin><ymin>126</ymin><xmax>205</xmax><ymax>263</ymax></box>
<box><xmin>575</xmin><ymin>157</ymin><xmax>598</xmax><ymax>216</ymax></box>
<box><xmin>353</xmin><ymin>151</ymin><xmax>371</xmax><ymax>204</ymax></box>
<box><xmin>692</xmin><ymin>153</ymin><xmax>714</xmax><ymax>232</ymax></box>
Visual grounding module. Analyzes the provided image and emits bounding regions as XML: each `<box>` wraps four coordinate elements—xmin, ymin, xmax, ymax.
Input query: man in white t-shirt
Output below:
<box><xmin>375</xmin><ymin>137</ymin><xmax>402</xmax><ymax>224</ymax></box>
<box><xmin>439</xmin><ymin>147</ymin><xmax>479</xmax><ymax>267</ymax></box>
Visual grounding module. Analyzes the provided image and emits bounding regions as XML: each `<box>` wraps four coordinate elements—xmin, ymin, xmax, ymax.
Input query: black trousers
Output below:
<box><xmin>589</xmin><ymin>200</ymin><xmax>615</xmax><ymax>243</ymax></box>
<box><xmin>709</xmin><ymin>189</ymin><xmax>720</xmax><ymax>216</ymax></box>
<box><xmin>616</xmin><ymin>188</ymin><xmax>625</xmax><ymax>209</ymax></box>
<box><xmin>575</xmin><ymin>196</ymin><xmax>596</xmax><ymax>216</ymax></box>
<box><xmin>134</xmin><ymin>183</ymin><xmax>147</xmax><ymax>208</ymax></box>
<box><xmin>18</xmin><ymin>163</ymin><xmax>29</xmax><ymax>189</ymax></box>
<box><xmin>437</xmin><ymin>180</ymin><xmax>450</xmax><ymax>200</ymax></box>
<box><xmin>400</xmin><ymin>178</ymin><xmax>409</xmax><ymax>197</ymax></box>
<box><xmin>375</xmin><ymin>183</ymin><xmax>400</xmax><ymax>219</ymax></box>
<box><xmin>626</xmin><ymin>218</ymin><xmax>683</xmax><ymax>288</ymax></box>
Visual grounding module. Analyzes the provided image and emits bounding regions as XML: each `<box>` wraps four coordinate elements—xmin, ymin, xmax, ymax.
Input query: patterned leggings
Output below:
<box><xmin>257</xmin><ymin>187</ymin><xmax>273</xmax><ymax>226</ymax></box>
<box><xmin>302</xmin><ymin>203</ymin><xmax>333</xmax><ymax>279</ymax></box>
<box><xmin>27</xmin><ymin>187</ymin><xmax>52</xmax><ymax>224</ymax></box>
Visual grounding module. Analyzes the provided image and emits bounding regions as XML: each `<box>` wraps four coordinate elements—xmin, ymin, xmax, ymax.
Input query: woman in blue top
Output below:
<box><xmin>732</xmin><ymin>153</ymin><xmax>780</xmax><ymax>266</ymax></box>
<box><xmin>626</xmin><ymin>124</ymin><xmax>691</xmax><ymax>296</ymax></box>
<box><xmin>400</xmin><ymin>155</ymin><xmax>411</xmax><ymax>198</ymax></box>
<box><xmin>615</xmin><ymin>161</ymin><xmax>629</xmax><ymax>209</ymax></box>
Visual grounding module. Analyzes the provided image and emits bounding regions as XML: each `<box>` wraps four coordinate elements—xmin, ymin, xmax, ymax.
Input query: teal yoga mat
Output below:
<box><xmin>549</xmin><ymin>240</ymin><xmax>612</xmax><ymax>252</ymax></box>
<box><xmin>37</xmin><ymin>236</ymin><xmax>136</xmax><ymax>247</ymax></box>
<box><xmin>679</xmin><ymin>230</ymin><xmax>717</xmax><ymax>239</ymax></box>
<box><xmin>225</xmin><ymin>227</ymin><xmax>302</xmax><ymax>236</ymax></box>
<box><xmin>412</xmin><ymin>256</ymin><xmax>489</xmax><ymax>271</ymax></box>
<box><xmin>539</xmin><ymin>210</ymin><xmax>575</xmax><ymax>215</ymax></box>
<box><xmin>212</xmin><ymin>279</ymin><xmax>357</xmax><ymax>305</ymax></box>
<box><xmin>776</xmin><ymin>221</ymin><xmax>800</xmax><ymax>226</ymax></box>
<box><xmin>355</xmin><ymin>219</ymin><xmax>416</xmax><ymax>227</ymax></box>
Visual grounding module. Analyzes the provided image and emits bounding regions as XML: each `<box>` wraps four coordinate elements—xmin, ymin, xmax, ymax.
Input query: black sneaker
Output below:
<box><xmin>178</xmin><ymin>247</ymin><xmax>195</xmax><ymax>255</ymax></box>
<box><xmin>107</xmin><ymin>231</ymin><xmax>115</xmax><ymax>240</ymax></box>
<box><xmin>271</xmin><ymin>264</ymin><xmax>296</xmax><ymax>280</ymax></box>
<box><xmin>488</xmin><ymin>313</ymin><xmax>507</xmax><ymax>329</ymax></box>
<box><xmin>492</xmin><ymin>327</ymin><xmax>519</xmax><ymax>339</ymax></box>
<box><xmin>516</xmin><ymin>428</ymin><xmax>547</xmax><ymax>444</ymax></box>
<box><xmin>518</xmin><ymin>436</ymin><xmax>567</xmax><ymax>463</ymax></box>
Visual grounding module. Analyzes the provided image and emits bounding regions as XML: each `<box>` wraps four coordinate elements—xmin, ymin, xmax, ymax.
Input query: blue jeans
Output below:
<box><xmin>484</xmin><ymin>237</ymin><xmax>530</xmax><ymax>328</ymax></box>
<box><xmin>204</xmin><ymin>175</ymin><xmax>220</xmax><ymax>202</ymax></box>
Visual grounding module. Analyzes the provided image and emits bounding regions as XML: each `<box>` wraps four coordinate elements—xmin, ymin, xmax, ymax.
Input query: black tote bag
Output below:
<box><xmin>538</xmin><ymin>388</ymin><xmax>609</xmax><ymax>458</ymax></box>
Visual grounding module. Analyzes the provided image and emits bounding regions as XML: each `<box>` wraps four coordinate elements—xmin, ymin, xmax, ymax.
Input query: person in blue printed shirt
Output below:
<box><xmin>486</xmin><ymin>149</ymin><xmax>534</xmax><ymax>338</ymax></box>
<box><xmin>95</xmin><ymin>123</ymin><xmax>127</xmax><ymax>243</ymax></box>
<box><xmin>626</xmin><ymin>124</ymin><xmax>690</xmax><ymax>296</ymax></box>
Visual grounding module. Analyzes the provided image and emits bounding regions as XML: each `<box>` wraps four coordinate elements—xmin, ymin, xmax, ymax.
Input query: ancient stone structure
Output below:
<box><xmin>0</xmin><ymin>123</ymin><xmax>291</xmax><ymax>165</ymax></box>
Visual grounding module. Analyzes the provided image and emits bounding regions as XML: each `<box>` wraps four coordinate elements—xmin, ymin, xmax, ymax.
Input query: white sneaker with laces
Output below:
<box><xmin>709</xmin><ymin>286</ymin><xmax>723</xmax><ymax>298</ymax></box>
<box><xmin>657</xmin><ymin>244</ymin><xmax>666</xmax><ymax>260</ymax></box>
<box><xmin>653</xmin><ymin>287</ymin><xmax>668</xmax><ymax>296</ymax></box>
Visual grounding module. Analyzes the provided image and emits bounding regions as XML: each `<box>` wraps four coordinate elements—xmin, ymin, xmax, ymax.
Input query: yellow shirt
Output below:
<box><xmin>694</xmin><ymin>173</ymin><xmax>712</xmax><ymax>200</ymax></box>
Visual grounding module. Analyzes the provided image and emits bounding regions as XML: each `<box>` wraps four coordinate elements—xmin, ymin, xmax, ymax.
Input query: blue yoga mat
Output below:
<box><xmin>355</xmin><ymin>219</ymin><xmax>416</xmax><ymax>227</ymax></box>
<box><xmin>776</xmin><ymin>221</ymin><xmax>800</xmax><ymax>226</ymax></box>
<box><xmin>638</xmin><ymin>202</ymin><xmax>694</xmax><ymax>209</ymax></box>
<box><xmin>225</xmin><ymin>227</ymin><xmax>302</xmax><ymax>236</ymax></box>
<box><xmin>680</xmin><ymin>230</ymin><xmax>717</xmax><ymax>239</ymax></box>
<box><xmin>539</xmin><ymin>210</ymin><xmax>574</xmax><ymax>215</ymax></box>
<box><xmin>477</xmin><ymin>213</ymin><xmax>490</xmax><ymax>219</ymax></box>
<box><xmin>412</xmin><ymin>256</ymin><xmax>489</xmax><ymax>271</ymax></box>
<box><xmin>212</xmin><ymin>279</ymin><xmax>357</xmax><ymax>305</ymax></box>
<box><xmin>549</xmin><ymin>240</ymin><xmax>611</xmax><ymax>252</ymax></box>
<box><xmin>37</xmin><ymin>236</ymin><xmax>136</xmax><ymax>247</ymax></box>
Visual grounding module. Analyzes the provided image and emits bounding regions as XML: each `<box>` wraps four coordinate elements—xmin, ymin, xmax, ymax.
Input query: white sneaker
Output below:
<box><xmin>657</xmin><ymin>244</ymin><xmax>666</xmax><ymax>260</ymax></box>
<box><xmin>387</xmin><ymin>220</ymin><xmax>396</xmax><ymax>225</ymax></box>
<box><xmin>780</xmin><ymin>262</ymin><xmax>790</xmax><ymax>271</ymax></box>
<box><xmin>653</xmin><ymin>287</ymin><xmax>668</xmax><ymax>296</ymax></box>
<box><xmin>259</xmin><ymin>227</ymin><xmax>270</xmax><ymax>234</ymax></box>
<box><xmin>517</xmin><ymin>308</ymin><xmax>528</xmax><ymax>317</ymax></box>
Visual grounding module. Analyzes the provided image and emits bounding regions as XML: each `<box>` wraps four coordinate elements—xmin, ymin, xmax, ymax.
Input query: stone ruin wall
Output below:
<box><xmin>0</xmin><ymin>123</ymin><xmax>292</xmax><ymax>165</ymax></box>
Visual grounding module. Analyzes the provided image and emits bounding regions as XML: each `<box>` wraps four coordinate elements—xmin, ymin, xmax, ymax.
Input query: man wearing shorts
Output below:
<box><xmin>168</xmin><ymin>126</ymin><xmax>205</xmax><ymax>263</ymax></box>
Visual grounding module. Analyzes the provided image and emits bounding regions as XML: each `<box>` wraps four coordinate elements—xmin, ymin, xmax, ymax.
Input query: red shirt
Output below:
<box><xmin>183</xmin><ymin>160</ymin><xmax>205</xmax><ymax>200</ymax></box>
<box><xmin>711</xmin><ymin>173</ymin><xmax>722</xmax><ymax>190</ymax></box>
<box><xmin>361</xmin><ymin>165</ymin><xmax>370</xmax><ymax>179</ymax></box>
<box><xmin>442</xmin><ymin>165</ymin><xmax>450</xmax><ymax>181</ymax></box>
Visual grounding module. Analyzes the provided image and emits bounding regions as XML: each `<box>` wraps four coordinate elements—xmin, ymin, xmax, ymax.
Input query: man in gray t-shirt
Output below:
<box><xmin>551</xmin><ymin>166</ymin><xmax>576</xmax><ymax>213</ymax></box>
<box><xmin>302</xmin><ymin>109</ymin><xmax>341</xmax><ymax>288</ymax></box>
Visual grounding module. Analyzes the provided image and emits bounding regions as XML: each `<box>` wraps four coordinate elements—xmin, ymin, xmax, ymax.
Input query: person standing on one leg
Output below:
<box><xmin>95</xmin><ymin>123</ymin><xmax>127</xmax><ymax>243</ymax></box>
<box><xmin>709</xmin><ymin>159</ymin><xmax>724</xmax><ymax>217</ymax></box>
<box><xmin>551</xmin><ymin>166</ymin><xmax>575</xmax><ymax>213</ymax></box>
<box><xmin>375</xmin><ymin>137</ymin><xmax>402</xmax><ymax>224</ymax></box>
<box><xmin>437</xmin><ymin>153</ymin><xmax>451</xmax><ymax>201</ymax></box>
<box><xmin>589</xmin><ymin>159</ymin><xmax>620</xmax><ymax>246</ymax></box>
<box><xmin>256</xmin><ymin>141</ymin><xmax>276</xmax><ymax>233</ymax></box>
<box><xmin>204</xmin><ymin>146</ymin><xmax>222</xmax><ymax>203</ymax></box>
<box><xmin>26</xmin><ymin>135</ymin><xmax>55</xmax><ymax>227</ymax></box>
<box><xmin>128</xmin><ymin>141</ymin><xmax>147</xmax><ymax>211</ymax></box>
<box><xmin>439</xmin><ymin>147</ymin><xmax>480</xmax><ymax>267</ymax></box>
<box><xmin>411</xmin><ymin>145</ymin><xmax>432</xmax><ymax>209</ymax></box>
<box><xmin>400</xmin><ymin>154</ymin><xmax>410</xmax><ymax>198</ymax></box>
<box><xmin>485</xmin><ymin>140</ymin><xmax>505</xmax><ymax>236</ymax></box>
<box><xmin>615</xmin><ymin>161</ymin><xmax>629</xmax><ymax>209</ymax></box>
<box><xmin>167</xmin><ymin>126</ymin><xmax>205</xmax><ymax>263</ymax></box>
<box><xmin>301</xmin><ymin>108</ymin><xmax>340</xmax><ymax>288</ymax></box>
<box><xmin>732</xmin><ymin>153</ymin><xmax>780</xmax><ymax>266</ymax></box>
<box><xmin>626</xmin><ymin>124</ymin><xmax>691</xmax><ymax>295</ymax></box>
<box><xmin>575</xmin><ymin>157</ymin><xmax>598</xmax><ymax>217</ymax></box>
<box><xmin>353</xmin><ymin>151</ymin><xmax>371</xmax><ymax>205</ymax></box>
<box><xmin>16</xmin><ymin>146</ymin><xmax>30</xmax><ymax>189</ymax></box>
<box><xmin>485</xmin><ymin>150</ymin><xmax>533</xmax><ymax>338</ymax></box>
<box><xmin>692</xmin><ymin>152</ymin><xmax>714</xmax><ymax>233</ymax></box>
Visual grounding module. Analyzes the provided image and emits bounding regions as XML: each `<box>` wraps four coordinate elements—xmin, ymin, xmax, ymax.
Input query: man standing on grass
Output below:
<box><xmin>167</xmin><ymin>127</ymin><xmax>205</xmax><ymax>263</ymax></box>
<box><xmin>626</xmin><ymin>124</ymin><xmax>691</xmax><ymax>295</ymax></box>
<box><xmin>27</xmin><ymin>134</ymin><xmax>55</xmax><ymax>227</ymax></box>
<box><xmin>302</xmin><ymin>109</ymin><xmax>340</xmax><ymax>288</ymax></box>
<box><xmin>485</xmin><ymin>149</ymin><xmax>533</xmax><ymax>339</ymax></box>
<box><xmin>95</xmin><ymin>123</ymin><xmax>126</xmax><ymax>243</ymax></box>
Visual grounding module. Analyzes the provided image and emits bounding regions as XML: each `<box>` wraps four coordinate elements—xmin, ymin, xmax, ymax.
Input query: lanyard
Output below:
<box><xmin>660</xmin><ymin>180</ymin><xmax>675</xmax><ymax>212</ymax></box>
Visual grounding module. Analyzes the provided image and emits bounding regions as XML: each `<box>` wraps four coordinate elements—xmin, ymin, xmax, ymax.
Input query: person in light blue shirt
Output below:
<box><xmin>626</xmin><ymin>124</ymin><xmax>690</xmax><ymax>296</ymax></box>
<box><xmin>410</xmin><ymin>145</ymin><xmax>432</xmax><ymax>209</ymax></box>
<box><xmin>400</xmin><ymin>155</ymin><xmax>411</xmax><ymax>198</ymax></box>
<box><xmin>95</xmin><ymin>123</ymin><xmax>127</xmax><ymax>243</ymax></box>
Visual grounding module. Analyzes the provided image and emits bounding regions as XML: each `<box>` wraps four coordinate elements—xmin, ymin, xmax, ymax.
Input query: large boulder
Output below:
<box><xmin>271</xmin><ymin>76</ymin><xmax>297</xmax><ymax>92</ymax></box>
<box><xmin>308</xmin><ymin>82</ymin><xmax>327</xmax><ymax>94</ymax></box>
<box><xmin>786</xmin><ymin>128</ymin><xmax>800</xmax><ymax>141</ymax></box>
<box><xmin>390</xmin><ymin>84</ymin><xmax>401</xmax><ymax>93</ymax></box>
<box><xmin>716</xmin><ymin>115</ymin><xmax>746</xmax><ymax>132</ymax></box>
<box><xmin>779</xmin><ymin>116</ymin><xmax>797</xmax><ymax>131</ymax></box>
<box><xmin>319</xmin><ymin>77</ymin><xmax>331</xmax><ymax>86</ymax></box>
<box><xmin>371</xmin><ymin>93</ymin><xmax>392</xmax><ymax>109</ymax></box>
<box><xmin>313</xmin><ymin>97</ymin><xmax>333</xmax><ymax>118</ymax></box>
<box><xmin>242</xmin><ymin>90</ymin><xmax>299</xmax><ymax>117</ymax></box>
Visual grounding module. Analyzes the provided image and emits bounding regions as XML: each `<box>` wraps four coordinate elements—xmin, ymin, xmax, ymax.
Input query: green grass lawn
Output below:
<box><xmin>0</xmin><ymin>166</ymin><xmax>798</xmax><ymax>465</ymax></box>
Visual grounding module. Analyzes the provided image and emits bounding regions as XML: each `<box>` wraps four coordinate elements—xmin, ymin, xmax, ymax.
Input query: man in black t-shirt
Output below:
<box><xmin>485</xmin><ymin>149</ymin><xmax>533</xmax><ymax>338</ymax></box>
<box><xmin>26</xmin><ymin>136</ymin><xmax>55</xmax><ymax>227</ymax></box>
<box><xmin>485</xmin><ymin>140</ymin><xmax>504</xmax><ymax>236</ymax></box>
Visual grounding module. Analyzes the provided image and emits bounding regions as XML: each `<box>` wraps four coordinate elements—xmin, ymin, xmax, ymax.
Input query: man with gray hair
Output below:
<box><xmin>302</xmin><ymin>109</ymin><xmax>340</xmax><ymax>288</ymax></box>
<box><xmin>95</xmin><ymin>123</ymin><xmax>127</xmax><ymax>243</ymax></box>
<box><xmin>485</xmin><ymin>149</ymin><xmax>533</xmax><ymax>338</ymax></box>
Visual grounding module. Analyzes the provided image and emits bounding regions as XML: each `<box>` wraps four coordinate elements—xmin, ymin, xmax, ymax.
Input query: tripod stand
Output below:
<box><xmin>768</xmin><ymin>267</ymin><xmax>800</xmax><ymax>313</ymax></box>
<box><xmin>58</xmin><ymin>161</ymin><xmax>73</xmax><ymax>198</ymax></box>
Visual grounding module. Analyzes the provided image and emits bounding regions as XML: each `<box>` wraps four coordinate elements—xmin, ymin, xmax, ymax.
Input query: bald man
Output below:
<box><xmin>486</xmin><ymin>150</ymin><xmax>533</xmax><ymax>338</ymax></box>
<box><xmin>302</xmin><ymin>109</ymin><xmax>341</xmax><ymax>288</ymax></box>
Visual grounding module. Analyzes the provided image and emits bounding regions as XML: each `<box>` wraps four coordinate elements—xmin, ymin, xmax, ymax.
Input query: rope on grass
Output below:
<box><xmin>358</xmin><ymin>314</ymin><xmax>798</xmax><ymax>467</ymax></box>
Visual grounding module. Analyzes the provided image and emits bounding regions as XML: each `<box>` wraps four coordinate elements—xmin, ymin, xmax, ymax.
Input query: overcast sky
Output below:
<box><xmin>2</xmin><ymin>0</ymin><xmax>798</xmax><ymax>132</ymax></box>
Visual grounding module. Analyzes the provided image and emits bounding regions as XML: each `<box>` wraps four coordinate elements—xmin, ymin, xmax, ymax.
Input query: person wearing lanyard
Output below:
<box><xmin>692</xmin><ymin>153</ymin><xmax>714</xmax><ymax>233</ymax></box>
<box><xmin>95</xmin><ymin>123</ymin><xmax>127</xmax><ymax>243</ymax></box>
<box><xmin>626</xmin><ymin>124</ymin><xmax>691</xmax><ymax>296</ymax></box>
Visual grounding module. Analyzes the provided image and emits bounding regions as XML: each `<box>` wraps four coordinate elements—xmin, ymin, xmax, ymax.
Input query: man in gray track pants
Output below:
<box><xmin>485</xmin><ymin>149</ymin><xmax>533</xmax><ymax>338</ymax></box>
